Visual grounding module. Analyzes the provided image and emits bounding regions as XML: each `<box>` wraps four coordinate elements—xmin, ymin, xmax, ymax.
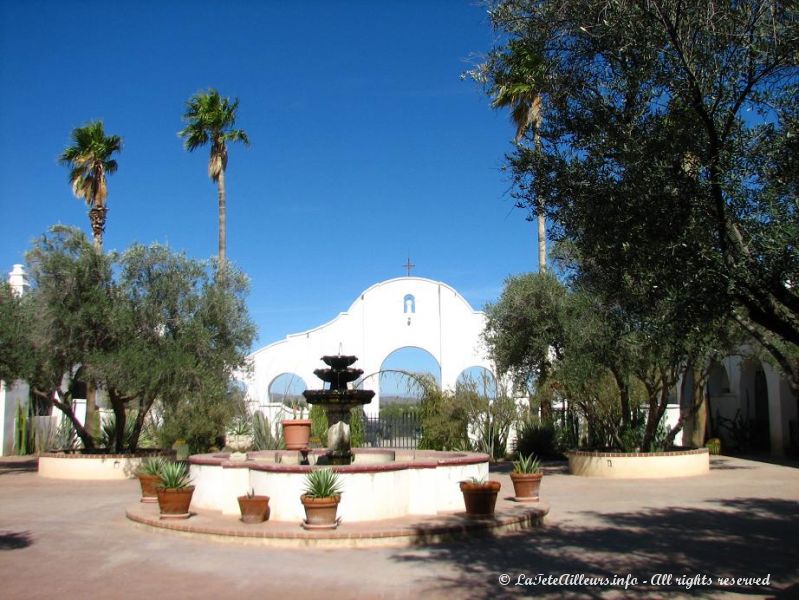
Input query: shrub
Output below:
<box><xmin>514</xmin><ymin>416</ymin><xmax>560</xmax><ymax>459</ymax></box>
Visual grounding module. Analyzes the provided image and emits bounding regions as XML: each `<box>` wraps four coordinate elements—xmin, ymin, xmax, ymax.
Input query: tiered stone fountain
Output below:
<box><xmin>302</xmin><ymin>354</ymin><xmax>374</xmax><ymax>465</ymax></box>
<box><xmin>129</xmin><ymin>352</ymin><xmax>553</xmax><ymax>545</ymax></box>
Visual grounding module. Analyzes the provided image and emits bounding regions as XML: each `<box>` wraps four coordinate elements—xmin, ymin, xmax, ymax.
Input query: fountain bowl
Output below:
<box><xmin>188</xmin><ymin>448</ymin><xmax>489</xmax><ymax>522</ymax></box>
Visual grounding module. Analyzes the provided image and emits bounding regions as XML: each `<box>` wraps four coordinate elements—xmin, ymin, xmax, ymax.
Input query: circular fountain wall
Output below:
<box><xmin>189</xmin><ymin>449</ymin><xmax>489</xmax><ymax>522</ymax></box>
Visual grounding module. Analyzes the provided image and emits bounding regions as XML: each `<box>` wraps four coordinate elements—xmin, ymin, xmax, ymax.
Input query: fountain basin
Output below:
<box><xmin>189</xmin><ymin>449</ymin><xmax>489</xmax><ymax>522</ymax></box>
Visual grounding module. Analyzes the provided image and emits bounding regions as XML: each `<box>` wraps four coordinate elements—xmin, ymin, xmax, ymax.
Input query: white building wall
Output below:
<box><xmin>244</xmin><ymin>277</ymin><xmax>493</xmax><ymax>417</ymax></box>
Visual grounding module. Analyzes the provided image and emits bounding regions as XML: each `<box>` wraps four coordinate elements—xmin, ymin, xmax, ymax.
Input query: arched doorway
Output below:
<box><xmin>739</xmin><ymin>359</ymin><xmax>771</xmax><ymax>452</ymax></box>
<box><xmin>377</xmin><ymin>347</ymin><xmax>441</xmax><ymax>407</ymax></box>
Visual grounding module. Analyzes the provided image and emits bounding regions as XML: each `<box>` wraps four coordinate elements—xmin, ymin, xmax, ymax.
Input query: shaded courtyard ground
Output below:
<box><xmin>0</xmin><ymin>455</ymin><xmax>797</xmax><ymax>599</ymax></box>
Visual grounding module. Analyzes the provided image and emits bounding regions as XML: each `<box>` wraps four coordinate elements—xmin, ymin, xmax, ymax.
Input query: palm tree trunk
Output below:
<box><xmin>537</xmin><ymin>209</ymin><xmax>546</xmax><ymax>273</ymax></box>
<box><xmin>534</xmin><ymin>131</ymin><xmax>546</xmax><ymax>272</ymax></box>
<box><xmin>89</xmin><ymin>206</ymin><xmax>106</xmax><ymax>252</ymax></box>
<box><xmin>217</xmin><ymin>169</ymin><xmax>226</xmax><ymax>265</ymax></box>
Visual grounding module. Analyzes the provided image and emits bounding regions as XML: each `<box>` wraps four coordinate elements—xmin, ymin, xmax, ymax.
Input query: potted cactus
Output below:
<box><xmin>136</xmin><ymin>456</ymin><xmax>166</xmax><ymax>503</ymax></box>
<box><xmin>238</xmin><ymin>488</ymin><xmax>270</xmax><ymax>523</ymax></box>
<box><xmin>510</xmin><ymin>453</ymin><xmax>543</xmax><ymax>501</ymax></box>
<box><xmin>300</xmin><ymin>468</ymin><xmax>342</xmax><ymax>529</ymax></box>
<box><xmin>156</xmin><ymin>462</ymin><xmax>194</xmax><ymax>519</ymax></box>
<box><xmin>459</xmin><ymin>476</ymin><xmax>501</xmax><ymax>517</ymax></box>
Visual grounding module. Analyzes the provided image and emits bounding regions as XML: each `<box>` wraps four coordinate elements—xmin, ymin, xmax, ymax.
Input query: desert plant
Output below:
<box><xmin>13</xmin><ymin>402</ymin><xmax>34</xmax><ymax>455</ymax></box>
<box><xmin>99</xmin><ymin>412</ymin><xmax>137</xmax><ymax>451</ymax></box>
<box><xmin>302</xmin><ymin>468</ymin><xmax>343</xmax><ymax>499</ymax></box>
<box><xmin>513</xmin><ymin>453</ymin><xmax>542</xmax><ymax>474</ymax></box>
<box><xmin>137</xmin><ymin>456</ymin><xmax>166</xmax><ymax>477</ymax></box>
<box><xmin>157</xmin><ymin>462</ymin><xmax>192</xmax><ymax>490</ymax></box>
<box><xmin>228</xmin><ymin>415</ymin><xmax>252</xmax><ymax>436</ymax></box>
<box><xmin>514</xmin><ymin>415</ymin><xmax>560</xmax><ymax>459</ymax></box>
<box><xmin>252</xmin><ymin>411</ymin><xmax>284</xmax><ymax>450</ymax></box>
<box><xmin>706</xmin><ymin>438</ymin><xmax>722</xmax><ymax>455</ymax></box>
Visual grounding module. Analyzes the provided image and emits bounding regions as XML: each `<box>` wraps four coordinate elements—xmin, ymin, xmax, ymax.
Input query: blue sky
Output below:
<box><xmin>0</xmin><ymin>1</ymin><xmax>538</xmax><ymax>363</ymax></box>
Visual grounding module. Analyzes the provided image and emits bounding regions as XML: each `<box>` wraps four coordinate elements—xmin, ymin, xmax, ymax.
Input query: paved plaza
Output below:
<box><xmin>1</xmin><ymin>456</ymin><xmax>797</xmax><ymax>599</ymax></box>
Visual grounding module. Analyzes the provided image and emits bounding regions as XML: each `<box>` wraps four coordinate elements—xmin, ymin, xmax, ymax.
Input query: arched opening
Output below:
<box><xmin>268</xmin><ymin>373</ymin><xmax>308</xmax><ymax>413</ymax></box>
<box><xmin>739</xmin><ymin>359</ymin><xmax>771</xmax><ymax>452</ymax></box>
<box><xmin>708</xmin><ymin>362</ymin><xmax>731</xmax><ymax>396</ymax></box>
<box><xmin>456</xmin><ymin>366</ymin><xmax>497</xmax><ymax>399</ymax></box>
<box><xmin>377</xmin><ymin>347</ymin><xmax>441</xmax><ymax>406</ymax></box>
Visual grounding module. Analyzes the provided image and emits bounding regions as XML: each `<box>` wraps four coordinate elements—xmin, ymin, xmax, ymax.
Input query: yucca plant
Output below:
<box><xmin>302</xmin><ymin>468</ymin><xmax>343</xmax><ymax>499</ymax></box>
<box><xmin>513</xmin><ymin>453</ymin><xmax>542</xmax><ymax>474</ymax></box>
<box><xmin>157</xmin><ymin>462</ymin><xmax>192</xmax><ymax>490</ymax></box>
<box><xmin>137</xmin><ymin>456</ymin><xmax>166</xmax><ymax>477</ymax></box>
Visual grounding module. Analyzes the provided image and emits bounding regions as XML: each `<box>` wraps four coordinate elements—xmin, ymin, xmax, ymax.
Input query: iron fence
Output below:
<box><xmin>363</xmin><ymin>413</ymin><xmax>421</xmax><ymax>449</ymax></box>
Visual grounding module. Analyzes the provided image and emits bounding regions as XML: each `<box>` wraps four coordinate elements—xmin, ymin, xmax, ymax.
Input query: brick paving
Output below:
<box><xmin>0</xmin><ymin>455</ymin><xmax>797</xmax><ymax>599</ymax></box>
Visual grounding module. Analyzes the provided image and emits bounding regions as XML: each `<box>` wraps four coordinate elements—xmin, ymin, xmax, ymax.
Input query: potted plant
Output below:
<box><xmin>156</xmin><ymin>461</ymin><xmax>194</xmax><ymax>519</ymax></box>
<box><xmin>136</xmin><ymin>456</ymin><xmax>166</xmax><ymax>503</ymax></box>
<box><xmin>510</xmin><ymin>453</ymin><xmax>543</xmax><ymax>501</ymax></box>
<box><xmin>226</xmin><ymin>416</ymin><xmax>253</xmax><ymax>453</ymax></box>
<box><xmin>237</xmin><ymin>488</ymin><xmax>270</xmax><ymax>523</ymax></box>
<box><xmin>300</xmin><ymin>468</ymin><xmax>342</xmax><ymax>529</ymax></box>
<box><xmin>459</xmin><ymin>476</ymin><xmax>501</xmax><ymax>517</ymax></box>
<box><xmin>282</xmin><ymin>399</ymin><xmax>311</xmax><ymax>451</ymax></box>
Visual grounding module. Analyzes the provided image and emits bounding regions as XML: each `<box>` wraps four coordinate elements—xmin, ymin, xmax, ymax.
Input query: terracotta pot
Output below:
<box><xmin>137</xmin><ymin>473</ymin><xmax>161</xmax><ymax>503</ymax></box>
<box><xmin>156</xmin><ymin>486</ymin><xmax>195</xmax><ymax>518</ymax></box>
<box><xmin>238</xmin><ymin>495</ymin><xmax>271</xmax><ymax>523</ymax></box>
<box><xmin>459</xmin><ymin>480</ymin><xmax>501</xmax><ymax>517</ymax></box>
<box><xmin>282</xmin><ymin>419</ymin><xmax>312</xmax><ymax>450</ymax></box>
<box><xmin>510</xmin><ymin>472</ymin><xmax>543</xmax><ymax>501</ymax></box>
<box><xmin>300</xmin><ymin>494</ymin><xmax>340</xmax><ymax>529</ymax></box>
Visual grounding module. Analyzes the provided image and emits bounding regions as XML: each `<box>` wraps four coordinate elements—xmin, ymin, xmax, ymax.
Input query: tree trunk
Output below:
<box><xmin>537</xmin><ymin>207</ymin><xmax>546</xmax><ymax>273</ymax></box>
<box><xmin>85</xmin><ymin>382</ymin><xmax>98</xmax><ymax>441</ymax></box>
<box><xmin>44</xmin><ymin>390</ymin><xmax>95</xmax><ymax>450</ymax></box>
<box><xmin>110</xmin><ymin>391</ymin><xmax>127</xmax><ymax>453</ymax></box>
<box><xmin>89</xmin><ymin>206</ymin><xmax>106</xmax><ymax>252</ymax></box>
<box><xmin>217</xmin><ymin>168</ymin><xmax>226</xmax><ymax>265</ymax></box>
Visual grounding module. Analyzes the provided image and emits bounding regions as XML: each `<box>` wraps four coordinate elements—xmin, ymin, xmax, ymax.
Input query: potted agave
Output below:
<box><xmin>136</xmin><ymin>456</ymin><xmax>166</xmax><ymax>503</ymax></box>
<box><xmin>238</xmin><ymin>488</ymin><xmax>270</xmax><ymax>524</ymax></box>
<box><xmin>459</xmin><ymin>476</ymin><xmax>501</xmax><ymax>518</ymax></box>
<box><xmin>300</xmin><ymin>468</ymin><xmax>342</xmax><ymax>530</ymax></box>
<box><xmin>156</xmin><ymin>462</ymin><xmax>194</xmax><ymax>519</ymax></box>
<box><xmin>510</xmin><ymin>453</ymin><xmax>543</xmax><ymax>501</ymax></box>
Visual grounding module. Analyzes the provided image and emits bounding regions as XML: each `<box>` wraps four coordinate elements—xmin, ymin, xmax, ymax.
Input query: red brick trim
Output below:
<box><xmin>567</xmin><ymin>448</ymin><xmax>709</xmax><ymax>458</ymax></box>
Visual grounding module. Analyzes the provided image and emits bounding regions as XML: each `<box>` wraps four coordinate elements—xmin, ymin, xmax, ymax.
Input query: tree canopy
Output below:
<box><xmin>480</xmin><ymin>0</ymin><xmax>799</xmax><ymax>400</ymax></box>
<box><xmin>1</xmin><ymin>226</ymin><xmax>256</xmax><ymax>452</ymax></box>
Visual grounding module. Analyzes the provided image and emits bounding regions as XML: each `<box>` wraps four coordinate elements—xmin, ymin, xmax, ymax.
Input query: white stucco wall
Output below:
<box><xmin>244</xmin><ymin>277</ymin><xmax>493</xmax><ymax>416</ymax></box>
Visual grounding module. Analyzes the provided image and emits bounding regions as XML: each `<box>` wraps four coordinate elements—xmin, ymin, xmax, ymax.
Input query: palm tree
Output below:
<box><xmin>490</xmin><ymin>43</ymin><xmax>548</xmax><ymax>272</ymax></box>
<box><xmin>178</xmin><ymin>89</ymin><xmax>249</xmax><ymax>265</ymax></box>
<box><xmin>59</xmin><ymin>121</ymin><xmax>122</xmax><ymax>251</ymax></box>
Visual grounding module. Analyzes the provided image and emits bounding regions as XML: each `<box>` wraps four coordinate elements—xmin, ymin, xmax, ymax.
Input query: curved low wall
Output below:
<box><xmin>567</xmin><ymin>449</ymin><xmax>710</xmax><ymax>479</ymax></box>
<box><xmin>189</xmin><ymin>448</ymin><xmax>489</xmax><ymax>522</ymax></box>
<box><xmin>38</xmin><ymin>450</ymin><xmax>175</xmax><ymax>480</ymax></box>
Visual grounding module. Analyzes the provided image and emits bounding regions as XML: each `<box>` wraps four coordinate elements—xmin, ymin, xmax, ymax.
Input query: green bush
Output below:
<box><xmin>514</xmin><ymin>416</ymin><xmax>560</xmax><ymax>459</ymax></box>
<box><xmin>417</xmin><ymin>376</ymin><xmax>469</xmax><ymax>451</ymax></box>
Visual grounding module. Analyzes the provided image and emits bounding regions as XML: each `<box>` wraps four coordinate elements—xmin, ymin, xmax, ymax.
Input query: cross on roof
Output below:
<box><xmin>403</xmin><ymin>257</ymin><xmax>415</xmax><ymax>276</ymax></box>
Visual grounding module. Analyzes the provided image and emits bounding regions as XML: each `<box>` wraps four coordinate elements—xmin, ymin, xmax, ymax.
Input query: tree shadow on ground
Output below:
<box><xmin>709</xmin><ymin>459</ymin><xmax>756</xmax><ymax>471</ymax></box>
<box><xmin>394</xmin><ymin>497</ymin><xmax>798</xmax><ymax>599</ymax></box>
<box><xmin>0</xmin><ymin>530</ymin><xmax>33</xmax><ymax>550</ymax></box>
<box><xmin>0</xmin><ymin>457</ymin><xmax>38</xmax><ymax>476</ymax></box>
